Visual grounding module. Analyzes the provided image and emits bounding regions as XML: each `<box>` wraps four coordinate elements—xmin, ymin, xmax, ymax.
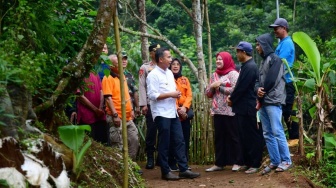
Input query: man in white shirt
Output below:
<box><xmin>147</xmin><ymin>47</ymin><xmax>200</xmax><ymax>180</ymax></box>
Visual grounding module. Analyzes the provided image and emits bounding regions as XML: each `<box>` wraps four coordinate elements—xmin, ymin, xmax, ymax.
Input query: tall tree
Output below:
<box><xmin>137</xmin><ymin>0</ymin><xmax>149</xmax><ymax>64</ymax></box>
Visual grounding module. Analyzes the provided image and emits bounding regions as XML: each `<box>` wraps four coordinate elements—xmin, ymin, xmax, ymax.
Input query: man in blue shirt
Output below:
<box><xmin>269</xmin><ymin>18</ymin><xmax>298</xmax><ymax>140</ymax></box>
<box><xmin>95</xmin><ymin>44</ymin><xmax>110</xmax><ymax>81</ymax></box>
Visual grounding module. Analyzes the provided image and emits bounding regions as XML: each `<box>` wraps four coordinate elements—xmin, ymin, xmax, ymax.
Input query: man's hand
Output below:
<box><xmin>112</xmin><ymin>116</ymin><xmax>121</xmax><ymax>127</ymax></box>
<box><xmin>141</xmin><ymin>106</ymin><xmax>148</xmax><ymax>115</ymax></box>
<box><xmin>94</xmin><ymin>108</ymin><xmax>105</xmax><ymax>118</ymax></box>
<box><xmin>171</xmin><ymin>91</ymin><xmax>181</xmax><ymax>98</ymax></box>
<box><xmin>135</xmin><ymin>107</ymin><xmax>141</xmax><ymax>117</ymax></box>
<box><xmin>70</xmin><ymin>112</ymin><xmax>77</xmax><ymax>124</ymax></box>
<box><xmin>257</xmin><ymin>87</ymin><xmax>265</xmax><ymax>98</ymax></box>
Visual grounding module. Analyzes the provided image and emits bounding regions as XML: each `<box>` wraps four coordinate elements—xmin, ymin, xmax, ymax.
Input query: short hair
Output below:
<box><xmin>155</xmin><ymin>47</ymin><xmax>169</xmax><ymax>63</ymax></box>
<box><xmin>246</xmin><ymin>51</ymin><xmax>252</xmax><ymax>56</ymax></box>
<box><xmin>108</xmin><ymin>54</ymin><xmax>117</xmax><ymax>66</ymax></box>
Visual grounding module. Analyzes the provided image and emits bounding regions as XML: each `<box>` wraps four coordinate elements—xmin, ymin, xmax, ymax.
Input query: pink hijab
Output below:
<box><xmin>215</xmin><ymin>52</ymin><xmax>237</xmax><ymax>76</ymax></box>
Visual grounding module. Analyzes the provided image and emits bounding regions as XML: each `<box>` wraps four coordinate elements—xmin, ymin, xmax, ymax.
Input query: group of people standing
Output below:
<box><xmin>67</xmin><ymin>17</ymin><xmax>298</xmax><ymax>181</ymax></box>
<box><xmin>206</xmin><ymin>18</ymin><xmax>296</xmax><ymax>175</ymax></box>
<box><xmin>67</xmin><ymin>44</ymin><xmax>140</xmax><ymax>161</ymax></box>
<box><xmin>140</xmin><ymin>44</ymin><xmax>200</xmax><ymax>180</ymax></box>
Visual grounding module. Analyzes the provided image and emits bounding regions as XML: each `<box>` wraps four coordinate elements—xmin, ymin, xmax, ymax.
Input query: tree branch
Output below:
<box><xmin>34</xmin><ymin>0</ymin><xmax>114</xmax><ymax>113</ymax></box>
<box><xmin>119</xmin><ymin>25</ymin><xmax>198</xmax><ymax>78</ymax></box>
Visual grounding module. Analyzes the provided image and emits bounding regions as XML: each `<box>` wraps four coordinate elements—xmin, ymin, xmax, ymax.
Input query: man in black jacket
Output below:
<box><xmin>227</xmin><ymin>41</ymin><xmax>263</xmax><ymax>174</ymax></box>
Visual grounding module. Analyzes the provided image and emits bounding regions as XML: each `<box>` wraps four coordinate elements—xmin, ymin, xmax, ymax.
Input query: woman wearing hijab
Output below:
<box><xmin>168</xmin><ymin>58</ymin><xmax>193</xmax><ymax>171</ymax></box>
<box><xmin>205</xmin><ymin>52</ymin><xmax>243</xmax><ymax>172</ymax></box>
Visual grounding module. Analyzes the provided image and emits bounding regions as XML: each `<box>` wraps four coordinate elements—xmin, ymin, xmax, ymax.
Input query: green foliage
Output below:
<box><xmin>293</xmin><ymin>32</ymin><xmax>321</xmax><ymax>86</ymax></box>
<box><xmin>0</xmin><ymin>179</ymin><xmax>9</xmax><ymax>187</ymax></box>
<box><xmin>58</xmin><ymin>125</ymin><xmax>92</xmax><ymax>176</ymax></box>
<box><xmin>0</xmin><ymin>0</ymin><xmax>97</xmax><ymax>107</ymax></box>
<box><xmin>319</xmin><ymin>160</ymin><xmax>336</xmax><ymax>187</ymax></box>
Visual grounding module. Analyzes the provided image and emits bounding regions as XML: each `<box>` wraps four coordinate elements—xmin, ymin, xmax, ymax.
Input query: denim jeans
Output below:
<box><xmin>155</xmin><ymin>116</ymin><xmax>188</xmax><ymax>175</ymax></box>
<box><xmin>259</xmin><ymin>105</ymin><xmax>292</xmax><ymax>166</ymax></box>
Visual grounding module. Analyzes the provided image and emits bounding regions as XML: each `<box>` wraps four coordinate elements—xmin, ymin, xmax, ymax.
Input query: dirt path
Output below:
<box><xmin>140</xmin><ymin>162</ymin><xmax>314</xmax><ymax>188</ymax></box>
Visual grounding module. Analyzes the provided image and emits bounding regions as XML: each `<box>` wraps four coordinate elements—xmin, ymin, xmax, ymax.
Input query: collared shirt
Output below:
<box><xmin>95</xmin><ymin>62</ymin><xmax>110</xmax><ymax>81</ymax></box>
<box><xmin>146</xmin><ymin>66</ymin><xmax>177</xmax><ymax>120</ymax></box>
<box><xmin>102</xmin><ymin>74</ymin><xmax>133</xmax><ymax>121</ymax></box>
<box><xmin>275</xmin><ymin>36</ymin><xmax>295</xmax><ymax>83</ymax></box>
<box><xmin>138</xmin><ymin>61</ymin><xmax>156</xmax><ymax>106</ymax></box>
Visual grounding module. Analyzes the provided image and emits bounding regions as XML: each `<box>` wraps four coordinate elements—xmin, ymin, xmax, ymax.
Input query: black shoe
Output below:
<box><xmin>145</xmin><ymin>157</ymin><xmax>154</xmax><ymax>169</ymax></box>
<box><xmin>161</xmin><ymin>172</ymin><xmax>180</xmax><ymax>181</ymax></box>
<box><xmin>169</xmin><ymin>165</ymin><xmax>179</xmax><ymax>172</ymax></box>
<box><xmin>179</xmin><ymin>170</ymin><xmax>200</xmax><ymax>179</ymax></box>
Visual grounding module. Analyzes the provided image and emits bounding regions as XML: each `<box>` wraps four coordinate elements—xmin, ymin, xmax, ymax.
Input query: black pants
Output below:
<box><xmin>81</xmin><ymin>120</ymin><xmax>109</xmax><ymax>145</ymax></box>
<box><xmin>236</xmin><ymin>114</ymin><xmax>263</xmax><ymax>168</ymax></box>
<box><xmin>155</xmin><ymin>116</ymin><xmax>188</xmax><ymax>175</ymax></box>
<box><xmin>282</xmin><ymin>82</ymin><xmax>299</xmax><ymax>139</ymax></box>
<box><xmin>168</xmin><ymin>119</ymin><xmax>191</xmax><ymax>167</ymax></box>
<box><xmin>214</xmin><ymin>114</ymin><xmax>243</xmax><ymax>167</ymax></box>
<box><xmin>145</xmin><ymin>105</ymin><xmax>158</xmax><ymax>154</ymax></box>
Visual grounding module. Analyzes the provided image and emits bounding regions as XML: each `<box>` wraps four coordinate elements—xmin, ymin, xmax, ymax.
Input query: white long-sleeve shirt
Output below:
<box><xmin>146</xmin><ymin>66</ymin><xmax>177</xmax><ymax>120</ymax></box>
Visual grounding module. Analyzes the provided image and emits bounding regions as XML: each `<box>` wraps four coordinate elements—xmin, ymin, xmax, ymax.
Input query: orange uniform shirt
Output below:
<box><xmin>175</xmin><ymin>76</ymin><xmax>192</xmax><ymax>109</ymax></box>
<box><xmin>102</xmin><ymin>75</ymin><xmax>133</xmax><ymax>121</ymax></box>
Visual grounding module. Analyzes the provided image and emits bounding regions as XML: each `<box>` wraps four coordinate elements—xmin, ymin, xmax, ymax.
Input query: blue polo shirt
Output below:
<box><xmin>95</xmin><ymin>63</ymin><xmax>110</xmax><ymax>81</ymax></box>
<box><xmin>275</xmin><ymin>36</ymin><xmax>295</xmax><ymax>83</ymax></box>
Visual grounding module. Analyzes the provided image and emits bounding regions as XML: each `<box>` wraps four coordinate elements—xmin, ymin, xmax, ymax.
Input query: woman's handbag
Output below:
<box><xmin>186</xmin><ymin>108</ymin><xmax>194</xmax><ymax>120</ymax></box>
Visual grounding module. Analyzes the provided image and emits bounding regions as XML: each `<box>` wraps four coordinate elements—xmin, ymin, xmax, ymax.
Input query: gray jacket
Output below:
<box><xmin>255</xmin><ymin>33</ymin><xmax>286</xmax><ymax>106</ymax></box>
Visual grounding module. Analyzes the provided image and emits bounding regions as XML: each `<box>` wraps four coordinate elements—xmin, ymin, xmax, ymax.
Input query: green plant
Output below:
<box><xmin>58</xmin><ymin>125</ymin><xmax>92</xmax><ymax>178</ymax></box>
<box><xmin>0</xmin><ymin>179</ymin><xmax>9</xmax><ymax>187</ymax></box>
<box><xmin>319</xmin><ymin>160</ymin><xmax>336</xmax><ymax>187</ymax></box>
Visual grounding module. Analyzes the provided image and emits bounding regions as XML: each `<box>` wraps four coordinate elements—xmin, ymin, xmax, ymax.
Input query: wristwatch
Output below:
<box><xmin>113</xmin><ymin>113</ymin><xmax>118</xmax><ymax>118</ymax></box>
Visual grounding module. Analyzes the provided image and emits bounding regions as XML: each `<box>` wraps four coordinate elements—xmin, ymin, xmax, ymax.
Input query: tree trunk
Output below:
<box><xmin>204</xmin><ymin>0</ymin><xmax>212</xmax><ymax>81</ymax></box>
<box><xmin>137</xmin><ymin>0</ymin><xmax>149</xmax><ymax>64</ymax></box>
<box><xmin>34</xmin><ymin>0</ymin><xmax>114</xmax><ymax>133</ymax></box>
<box><xmin>192</xmin><ymin>0</ymin><xmax>207</xmax><ymax>90</ymax></box>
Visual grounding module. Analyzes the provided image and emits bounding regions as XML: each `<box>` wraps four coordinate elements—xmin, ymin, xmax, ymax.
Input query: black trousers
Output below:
<box><xmin>236</xmin><ymin>114</ymin><xmax>263</xmax><ymax>168</ymax></box>
<box><xmin>282</xmin><ymin>82</ymin><xmax>299</xmax><ymax>139</ymax></box>
<box><xmin>168</xmin><ymin>119</ymin><xmax>191</xmax><ymax>167</ymax></box>
<box><xmin>145</xmin><ymin>105</ymin><xmax>158</xmax><ymax>155</ymax></box>
<box><xmin>214</xmin><ymin>114</ymin><xmax>243</xmax><ymax>166</ymax></box>
<box><xmin>81</xmin><ymin>120</ymin><xmax>109</xmax><ymax>145</ymax></box>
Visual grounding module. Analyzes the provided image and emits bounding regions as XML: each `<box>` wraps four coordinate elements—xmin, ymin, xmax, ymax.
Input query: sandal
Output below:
<box><xmin>232</xmin><ymin>164</ymin><xmax>241</xmax><ymax>172</ymax></box>
<box><xmin>261</xmin><ymin>165</ymin><xmax>277</xmax><ymax>175</ymax></box>
<box><xmin>245</xmin><ymin>167</ymin><xmax>258</xmax><ymax>174</ymax></box>
<box><xmin>205</xmin><ymin>165</ymin><xmax>224</xmax><ymax>172</ymax></box>
<box><xmin>275</xmin><ymin>162</ymin><xmax>293</xmax><ymax>172</ymax></box>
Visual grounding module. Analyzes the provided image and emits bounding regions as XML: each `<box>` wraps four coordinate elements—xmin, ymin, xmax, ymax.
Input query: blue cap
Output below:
<box><xmin>236</xmin><ymin>41</ymin><xmax>253</xmax><ymax>53</ymax></box>
<box><xmin>269</xmin><ymin>18</ymin><xmax>289</xmax><ymax>29</ymax></box>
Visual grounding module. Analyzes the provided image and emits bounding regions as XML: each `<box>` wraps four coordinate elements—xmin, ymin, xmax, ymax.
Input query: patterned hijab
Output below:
<box><xmin>215</xmin><ymin>52</ymin><xmax>237</xmax><ymax>76</ymax></box>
